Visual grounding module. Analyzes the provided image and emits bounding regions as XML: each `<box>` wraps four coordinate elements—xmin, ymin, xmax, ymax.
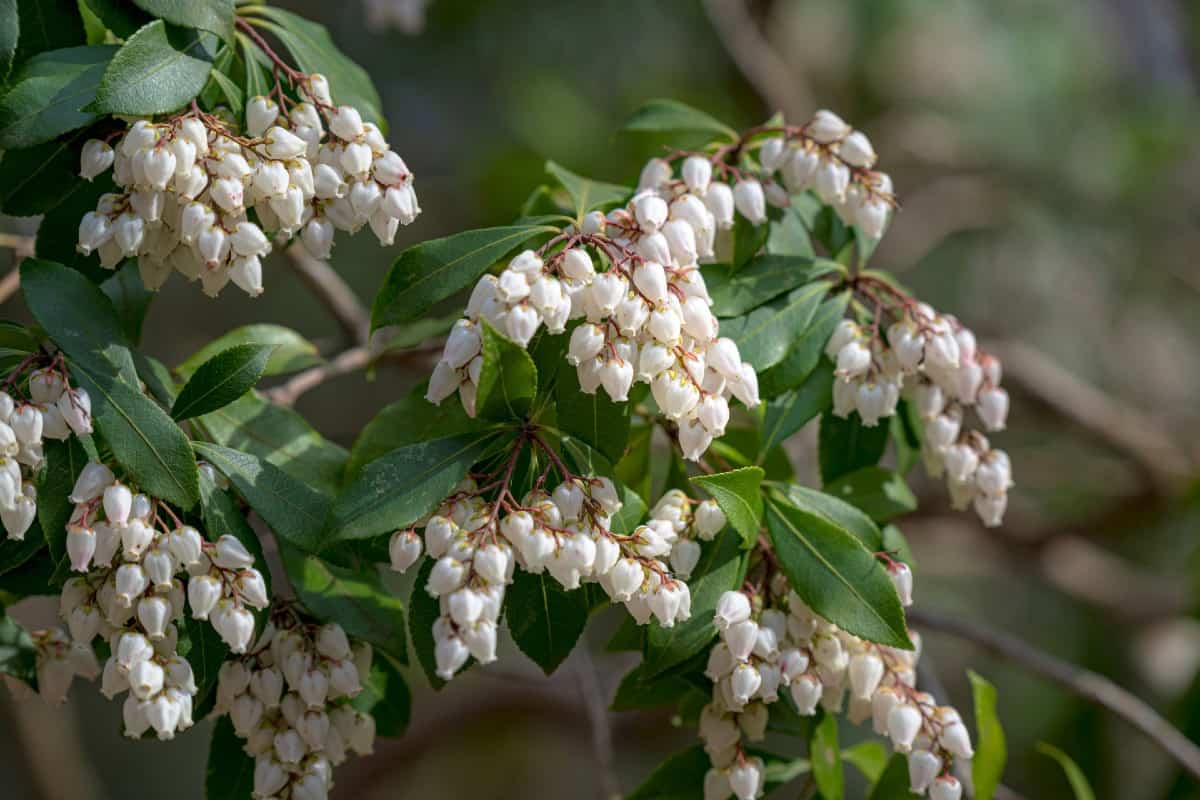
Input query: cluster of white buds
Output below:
<box><xmin>29</xmin><ymin>627</ymin><xmax>100</xmax><ymax>704</ymax></box>
<box><xmin>646</xmin><ymin>489</ymin><xmax>728</xmax><ymax>580</ymax></box>
<box><xmin>214</xmin><ymin>613</ymin><xmax>375</xmax><ymax>800</ymax></box>
<box><xmin>746</xmin><ymin>109</ymin><xmax>895</xmax><ymax>239</ymax></box>
<box><xmin>58</xmin><ymin>460</ymin><xmax>268</xmax><ymax>738</ymax></box>
<box><xmin>701</xmin><ymin>563</ymin><xmax>970</xmax><ymax>800</ymax></box>
<box><xmin>0</xmin><ymin>365</ymin><xmax>92</xmax><ymax>541</ymax></box>
<box><xmin>390</xmin><ymin>473</ymin><xmax>695</xmax><ymax>681</ymax></box>
<box><xmin>427</xmin><ymin>154</ymin><xmax>767</xmax><ymax>461</ymax></box>
<box><xmin>824</xmin><ymin>299</ymin><xmax>1012</xmax><ymax>526</ymax></box>
<box><xmin>76</xmin><ymin>72</ymin><xmax>419</xmax><ymax>298</ymax></box>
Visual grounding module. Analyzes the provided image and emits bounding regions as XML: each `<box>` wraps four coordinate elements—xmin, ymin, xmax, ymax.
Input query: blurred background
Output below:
<box><xmin>2</xmin><ymin>0</ymin><xmax>1200</xmax><ymax>797</ymax></box>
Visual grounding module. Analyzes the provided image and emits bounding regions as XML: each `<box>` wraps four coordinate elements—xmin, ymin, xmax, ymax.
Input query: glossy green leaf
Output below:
<box><xmin>690</xmin><ymin>466</ymin><xmax>764</xmax><ymax>548</ymax></box>
<box><xmin>0</xmin><ymin>44</ymin><xmax>115</xmax><ymax>148</ymax></box>
<box><xmin>623</xmin><ymin>98</ymin><xmax>736</xmax><ymax>140</ymax></box>
<box><xmin>476</xmin><ymin>318</ymin><xmax>537</xmax><ymax>422</ymax></box>
<box><xmin>171</xmin><ymin>344</ymin><xmax>274</xmax><ymax>420</ymax></box>
<box><xmin>180</xmin><ymin>615</ymin><xmax>229</xmax><ymax>719</ymax></box>
<box><xmin>627</xmin><ymin>745</ymin><xmax>711</xmax><ymax>800</ymax></box>
<box><xmin>819</xmin><ymin>410</ymin><xmax>890</xmax><ymax>484</ymax></box>
<box><xmin>37</xmin><ymin>437</ymin><xmax>89</xmax><ymax>566</ymax></box>
<box><xmin>824</xmin><ymin>466</ymin><xmax>917</xmax><ymax>523</ymax></box>
<box><xmin>552</xmin><ymin>347</ymin><xmax>630</xmax><ymax>464</ymax></box>
<box><xmin>193</xmin><ymin>442</ymin><xmax>329</xmax><ymax>552</ymax></box>
<box><xmin>767</xmin><ymin>205</ymin><xmax>816</xmax><ymax>257</ymax></box>
<box><xmin>328</xmin><ymin>433</ymin><xmax>497</xmax><ymax>541</ymax></box>
<box><xmin>731</xmin><ymin>215</ymin><xmax>769</xmax><ymax>272</ymax></box>
<box><xmin>408</xmin><ymin>558</ymin><xmax>456</xmax><ymax>689</ymax></box>
<box><xmin>352</xmin><ymin>653</ymin><xmax>411</xmax><ymax>737</ymax></box>
<box><xmin>90</xmin><ymin>20</ymin><xmax>214</xmax><ymax>115</ymax></box>
<box><xmin>130</xmin><ymin>0</ymin><xmax>233</xmax><ymax>41</ymax></box>
<box><xmin>371</xmin><ymin>224</ymin><xmax>555</xmax><ymax>330</ymax></box>
<box><xmin>758</xmin><ymin>291</ymin><xmax>850</xmax><ymax>398</ymax></box>
<box><xmin>14</xmin><ymin>0</ymin><xmax>83</xmax><ymax>67</ymax></box>
<box><xmin>867</xmin><ymin>754</ymin><xmax>921</xmax><ymax>799</ymax></box>
<box><xmin>82</xmin><ymin>0</ymin><xmax>152</xmax><ymax>39</ymax></box>
<box><xmin>778</xmin><ymin>483</ymin><xmax>882</xmax><ymax>550</ymax></box>
<box><xmin>969</xmin><ymin>670</ymin><xmax>1007</xmax><ymax>800</ymax></box>
<box><xmin>610</xmin><ymin>661</ymin><xmax>707</xmax><ymax>711</ymax></box>
<box><xmin>0</xmin><ymin>129</ymin><xmax>93</xmax><ymax>216</ymax></box>
<box><xmin>811</xmin><ymin>713</ymin><xmax>844</xmax><ymax>800</ymax></box>
<box><xmin>0</xmin><ymin>522</ymin><xmax>44</xmax><ymax>576</ymax></box>
<box><xmin>101</xmin><ymin>261</ymin><xmax>153</xmax><ymax>344</ymax></box>
<box><xmin>843</xmin><ymin>741</ymin><xmax>889</xmax><ymax>784</ymax></box>
<box><xmin>178</xmin><ymin>324</ymin><xmax>321</xmax><ymax>379</ymax></box>
<box><xmin>205</xmin><ymin>717</ymin><xmax>254</xmax><ymax>800</ymax></box>
<box><xmin>759</xmin><ymin>360</ymin><xmax>833</xmax><ymax>457</ymax></box>
<box><xmin>704</xmin><ymin>256</ymin><xmax>838</xmax><ymax>318</ymax></box>
<box><xmin>506</xmin><ymin>569</ymin><xmax>591</xmax><ymax>675</ymax></box>
<box><xmin>721</xmin><ymin>282</ymin><xmax>828</xmax><ymax>372</ymax></box>
<box><xmin>1036</xmin><ymin>742</ymin><xmax>1095</xmax><ymax>800</ymax></box>
<box><xmin>545</xmin><ymin>160</ymin><xmax>629</xmax><ymax>220</ymax></box>
<box><xmin>282</xmin><ymin>545</ymin><xmax>407</xmax><ymax>663</ymax></box>
<box><xmin>765</xmin><ymin>495</ymin><xmax>910</xmax><ymax>648</ymax></box>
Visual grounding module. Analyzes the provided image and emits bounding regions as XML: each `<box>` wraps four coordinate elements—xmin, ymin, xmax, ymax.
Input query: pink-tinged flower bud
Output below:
<box><xmin>65</xmin><ymin>526</ymin><xmax>96</xmax><ymax>572</ymax></box>
<box><xmin>714</xmin><ymin>590</ymin><xmax>751</xmax><ymax>630</ymax></box>
<box><xmin>80</xmin><ymin>139</ymin><xmax>115</xmax><ymax>180</ymax></box>
<box><xmin>434</xmin><ymin>633</ymin><xmax>469</xmax><ymax>680</ymax></box>
<box><xmin>908</xmin><ymin>749</ymin><xmax>942</xmax><ymax>794</ymax></box>
<box><xmin>57</xmin><ymin>388</ymin><xmax>92</xmax><ymax>435</ymax></box>
<box><xmin>977</xmin><ymin>386</ymin><xmax>1009</xmax><ymax>432</ymax></box>
<box><xmin>838</xmin><ymin>130</ymin><xmax>876</xmax><ymax>168</ymax></box>
<box><xmin>930</xmin><ymin>775</ymin><xmax>963</xmax><ymax>800</ymax></box>
<box><xmin>807</xmin><ymin>109</ymin><xmax>851</xmax><ymax>144</ymax></box>
<box><xmin>729</xmin><ymin>757</ymin><xmax>763</xmax><ymax>800</ymax></box>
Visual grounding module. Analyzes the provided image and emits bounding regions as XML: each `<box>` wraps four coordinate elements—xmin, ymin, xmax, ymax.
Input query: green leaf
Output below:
<box><xmin>0</xmin><ymin>129</ymin><xmax>93</xmax><ymax>216</ymax></box>
<box><xmin>731</xmin><ymin>215</ymin><xmax>768</xmax><ymax>272</ymax></box>
<box><xmin>611</xmin><ymin>661</ymin><xmax>707</xmax><ymax>711</ymax></box>
<box><xmin>0</xmin><ymin>522</ymin><xmax>44</xmax><ymax>576</ymax></box>
<box><xmin>475</xmin><ymin>318</ymin><xmax>537</xmax><ymax>422</ymax></box>
<box><xmin>704</xmin><ymin>256</ymin><xmax>838</xmax><ymax>318</ymax></box>
<box><xmin>759</xmin><ymin>360</ymin><xmax>833</xmax><ymax>457</ymax></box>
<box><xmin>193</xmin><ymin>442</ymin><xmax>329</xmax><ymax>552</ymax></box>
<box><xmin>690</xmin><ymin>466</ymin><xmax>764</xmax><ymax>548</ymax></box>
<box><xmin>552</xmin><ymin>343</ymin><xmax>630</xmax><ymax>464</ymax></box>
<box><xmin>178</xmin><ymin>324</ymin><xmax>321</xmax><ymax>379</ymax></box>
<box><xmin>101</xmin><ymin>261</ymin><xmax>153</xmax><ymax>344</ymax></box>
<box><xmin>0</xmin><ymin>607</ymin><xmax>37</xmax><ymax>686</ymax></box>
<box><xmin>240</xmin><ymin>7</ymin><xmax>381</xmax><ymax>124</ymax></box>
<box><xmin>758</xmin><ymin>292</ymin><xmax>850</xmax><ymax>398</ymax></box>
<box><xmin>824</xmin><ymin>466</ymin><xmax>917</xmax><ymax>523</ymax></box>
<box><xmin>506</xmin><ymin>569</ymin><xmax>591</xmax><ymax>675</ymax></box>
<box><xmin>767</xmin><ymin>205</ymin><xmax>816</xmax><ymax>258</ymax></box>
<box><xmin>129</xmin><ymin>0</ymin><xmax>233</xmax><ymax>41</ymax></box>
<box><xmin>89</xmin><ymin>20</ymin><xmax>214</xmax><ymax>115</ymax></box>
<box><xmin>14</xmin><ymin>0</ymin><xmax>83</xmax><ymax>67</ymax></box>
<box><xmin>0</xmin><ymin>44</ymin><xmax>115</xmax><ymax>148</ymax></box>
<box><xmin>969</xmin><ymin>670</ymin><xmax>1007</xmax><ymax>800</ymax></box>
<box><xmin>37</xmin><ymin>437</ymin><xmax>89</xmax><ymax>566</ymax></box>
<box><xmin>777</xmin><ymin>483</ymin><xmax>881</xmax><ymax>550</ymax></box>
<box><xmin>194</xmin><ymin>392</ymin><xmax>347</xmax><ymax>496</ymax></box>
<box><xmin>810</xmin><ymin>713</ymin><xmax>844</xmax><ymax>800</ymax></box>
<box><xmin>627</xmin><ymin>745</ymin><xmax>711</xmax><ymax>800</ymax></box>
<box><xmin>375</xmin><ymin>311</ymin><xmax>459</xmax><ymax>356</ymax></box>
<box><xmin>352</xmin><ymin>653</ymin><xmax>411</xmax><ymax>737</ymax></box>
<box><xmin>1036</xmin><ymin>742</ymin><xmax>1095</xmax><ymax>800</ymax></box>
<box><xmin>642</xmin><ymin>528</ymin><xmax>747</xmax><ymax>678</ymax></box>
<box><xmin>171</xmin><ymin>343</ymin><xmax>274</xmax><ymax>420</ymax></box>
<box><xmin>282</xmin><ymin>545</ymin><xmax>407</xmax><ymax>664</ymax></box>
<box><xmin>344</xmin><ymin>388</ymin><xmax>485</xmax><ymax>482</ymax></box>
<box><xmin>82</xmin><ymin>0</ymin><xmax>152</xmax><ymax>39</ymax></box>
<box><xmin>180</xmin><ymin>615</ymin><xmax>229</xmax><ymax>718</ymax></box>
<box><xmin>205</xmin><ymin>717</ymin><xmax>254</xmax><ymax>800</ymax></box>
<box><xmin>202</xmin><ymin>52</ymin><xmax>242</xmax><ymax>112</ymax></box>
<box><xmin>623</xmin><ymin>98</ymin><xmax>736</xmax><ymax>140</ymax></box>
<box><xmin>0</xmin><ymin>0</ymin><xmax>18</xmax><ymax>82</ymax></box>
<box><xmin>371</xmin><ymin>224</ymin><xmax>554</xmax><ymax>331</ymax></box>
<box><xmin>328</xmin><ymin>433</ymin><xmax>498</xmax><ymax>542</ymax></box>
<box><xmin>721</xmin><ymin>282</ymin><xmax>828</xmax><ymax>372</ymax></box>
<box><xmin>843</xmin><ymin>741</ymin><xmax>889</xmax><ymax>784</ymax></box>
<box><xmin>819</xmin><ymin>410</ymin><xmax>890</xmax><ymax>484</ymax></box>
<box><xmin>545</xmin><ymin>160</ymin><xmax>629</xmax><ymax>220</ymax></box>
<box><xmin>867</xmin><ymin>754</ymin><xmax>921</xmax><ymax>800</ymax></box>
<box><xmin>765</xmin><ymin>495</ymin><xmax>910</xmax><ymax>648</ymax></box>
<box><xmin>408</xmin><ymin>558</ymin><xmax>455</xmax><ymax>689</ymax></box>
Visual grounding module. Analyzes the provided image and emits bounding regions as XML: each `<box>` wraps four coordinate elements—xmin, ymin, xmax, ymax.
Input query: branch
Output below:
<box><xmin>264</xmin><ymin>345</ymin><xmax>371</xmax><ymax>406</ymax></box>
<box><xmin>701</xmin><ymin>0</ymin><xmax>813</xmax><ymax>121</ymax></box>
<box><xmin>990</xmin><ymin>339</ymin><xmax>1193</xmax><ymax>489</ymax></box>
<box><xmin>908</xmin><ymin>607</ymin><xmax>1200</xmax><ymax>782</ymax></box>
<box><xmin>283</xmin><ymin>244</ymin><xmax>370</xmax><ymax>346</ymax></box>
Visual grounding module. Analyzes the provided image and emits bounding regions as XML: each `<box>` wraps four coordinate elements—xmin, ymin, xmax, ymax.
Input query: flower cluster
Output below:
<box><xmin>825</xmin><ymin>291</ymin><xmax>1013</xmax><ymax>526</ymax></box>
<box><xmin>0</xmin><ymin>364</ymin><xmax>93</xmax><ymax>541</ymax></box>
<box><xmin>58</xmin><ymin>460</ymin><xmax>268</xmax><ymax>738</ymax></box>
<box><xmin>647</xmin><ymin>489</ymin><xmax>729</xmax><ymax>580</ymax></box>
<box><xmin>700</xmin><ymin>563</ymin><xmax>970</xmax><ymax>800</ymax></box>
<box><xmin>29</xmin><ymin>626</ymin><xmax>100</xmax><ymax>704</ymax></box>
<box><xmin>214</xmin><ymin>610</ymin><xmax>376</xmax><ymax>800</ymax></box>
<box><xmin>389</xmin><ymin>434</ymin><xmax>696</xmax><ymax>680</ymax></box>
<box><xmin>76</xmin><ymin>71</ymin><xmax>419</xmax><ymax>298</ymax></box>
<box><xmin>426</xmin><ymin>160</ymin><xmax>770</xmax><ymax>462</ymax></box>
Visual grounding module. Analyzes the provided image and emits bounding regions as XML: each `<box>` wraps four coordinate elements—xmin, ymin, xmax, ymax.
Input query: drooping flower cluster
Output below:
<box><xmin>700</xmin><ymin>563</ymin><xmax>971</xmax><ymax>800</ymax></box>
<box><xmin>58</xmin><ymin>461</ymin><xmax>268</xmax><ymax>739</ymax></box>
<box><xmin>0</xmin><ymin>363</ymin><xmax>93</xmax><ymax>541</ymax></box>
<box><xmin>825</xmin><ymin>291</ymin><xmax>1013</xmax><ymax>526</ymax></box>
<box><xmin>29</xmin><ymin>626</ymin><xmax>100</xmax><ymax>704</ymax></box>
<box><xmin>214</xmin><ymin>609</ymin><xmax>376</xmax><ymax>800</ymax></box>
<box><xmin>426</xmin><ymin>162</ymin><xmax>769</xmax><ymax>462</ymax></box>
<box><xmin>76</xmin><ymin>71</ymin><xmax>419</xmax><ymax>298</ymax></box>
<box><xmin>388</xmin><ymin>433</ymin><xmax>695</xmax><ymax>680</ymax></box>
<box><xmin>648</xmin><ymin>489</ymin><xmax>729</xmax><ymax>580</ymax></box>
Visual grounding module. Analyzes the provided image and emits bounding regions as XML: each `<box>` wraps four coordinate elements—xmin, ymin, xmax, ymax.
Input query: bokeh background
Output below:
<box><xmin>3</xmin><ymin>0</ymin><xmax>1200</xmax><ymax>798</ymax></box>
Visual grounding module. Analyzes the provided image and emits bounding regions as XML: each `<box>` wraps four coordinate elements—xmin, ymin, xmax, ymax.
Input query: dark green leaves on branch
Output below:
<box><xmin>14</xmin><ymin>0</ymin><xmax>84</xmax><ymax>67</ymax></box>
<box><xmin>0</xmin><ymin>130</ymin><xmax>93</xmax><ymax>216</ymax></box>
<box><xmin>552</xmin><ymin>348</ymin><xmax>630</xmax><ymax>464</ymax></box>
<box><xmin>171</xmin><ymin>344</ymin><xmax>275</xmax><ymax>420</ymax></box>
<box><xmin>819</xmin><ymin>410</ymin><xmax>890</xmax><ymax>484</ymax></box>
<box><xmin>408</xmin><ymin>558</ymin><xmax>454</xmax><ymax>689</ymax></box>
<box><xmin>0</xmin><ymin>45</ymin><xmax>115</xmax><ymax>148</ymax></box>
<box><xmin>476</xmin><ymin>319</ymin><xmax>537</xmax><ymax>422</ymax></box>
<box><xmin>506</xmin><ymin>569</ymin><xmax>591</xmax><ymax>675</ymax></box>
<box><xmin>720</xmin><ymin>282</ymin><xmax>829</xmax><ymax>373</ymax></box>
<box><xmin>545</xmin><ymin>160</ymin><xmax>629</xmax><ymax>220</ymax></box>
<box><xmin>759</xmin><ymin>361</ymin><xmax>833</xmax><ymax>457</ymax></box>
<box><xmin>758</xmin><ymin>291</ymin><xmax>849</xmax><ymax>398</ymax></box>
<box><xmin>623</xmin><ymin>98</ymin><xmax>736</xmax><ymax>140</ymax></box>
<box><xmin>130</xmin><ymin>0</ymin><xmax>234</xmax><ymax>41</ymax></box>
<box><xmin>765</xmin><ymin>494</ymin><xmax>910</xmax><ymax>648</ymax></box>
<box><xmin>82</xmin><ymin>0</ymin><xmax>152</xmax><ymax>39</ymax></box>
<box><xmin>778</xmin><ymin>483</ymin><xmax>881</xmax><ymax>550</ymax></box>
<box><xmin>371</xmin><ymin>225</ymin><xmax>555</xmax><ymax>330</ymax></box>
<box><xmin>690</xmin><ymin>466</ymin><xmax>763</xmax><ymax>548</ymax></box>
<box><xmin>704</xmin><ymin>256</ymin><xmax>839</xmax><ymax>318</ymax></box>
<box><xmin>344</xmin><ymin>389</ymin><xmax>484</xmax><ymax>482</ymax></box>
<box><xmin>824</xmin><ymin>466</ymin><xmax>917</xmax><ymax>523</ymax></box>
<box><xmin>178</xmin><ymin>325</ymin><xmax>320</xmax><ymax>379</ymax></box>
<box><xmin>89</xmin><ymin>20</ymin><xmax>215</xmax><ymax>116</ymax></box>
<box><xmin>205</xmin><ymin>717</ymin><xmax>254</xmax><ymax>800</ymax></box>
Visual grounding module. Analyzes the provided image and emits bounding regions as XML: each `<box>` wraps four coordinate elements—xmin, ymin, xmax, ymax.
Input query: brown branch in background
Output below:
<box><xmin>266</xmin><ymin>345</ymin><xmax>372</xmax><ymax>406</ymax></box>
<box><xmin>700</xmin><ymin>0</ymin><xmax>812</xmax><ymax>121</ymax></box>
<box><xmin>990</xmin><ymin>339</ymin><xmax>1193</xmax><ymax>489</ymax></box>
<box><xmin>284</xmin><ymin>244</ymin><xmax>371</xmax><ymax>347</ymax></box>
<box><xmin>908</xmin><ymin>607</ymin><xmax>1200</xmax><ymax>783</ymax></box>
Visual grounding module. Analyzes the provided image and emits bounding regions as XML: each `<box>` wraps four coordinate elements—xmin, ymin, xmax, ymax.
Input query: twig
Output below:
<box><xmin>908</xmin><ymin>607</ymin><xmax>1200</xmax><ymax>782</ymax></box>
<box><xmin>700</xmin><ymin>0</ymin><xmax>813</xmax><ymax>122</ymax></box>
<box><xmin>571</xmin><ymin>645</ymin><xmax>621</xmax><ymax>800</ymax></box>
<box><xmin>990</xmin><ymin>339</ymin><xmax>1193</xmax><ymax>489</ymax></box>
<box><xmin>283</xmin><ymin>244</ymin><xmax>370</xmax><ymax>346</ymax></box>
<box><xmin>265</xmin><ymin>345</ymin><xmax>371</xmax><ymax>406</ymax></box>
